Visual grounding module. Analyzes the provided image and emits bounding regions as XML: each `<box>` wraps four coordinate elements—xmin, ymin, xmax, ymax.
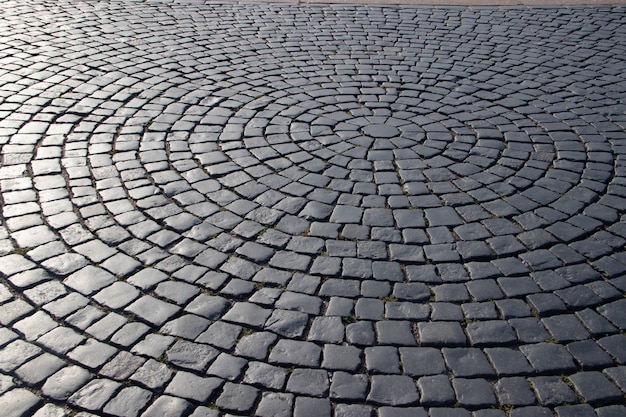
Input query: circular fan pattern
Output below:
<box><xmin>1</xmin><ymin>1</ymin><xmax>626</xmax><ymax>416</ymax></box>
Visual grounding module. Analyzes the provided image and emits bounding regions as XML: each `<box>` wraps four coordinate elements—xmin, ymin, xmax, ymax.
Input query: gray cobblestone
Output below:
<box><xmin>2</xmin><ymin>2</ymin><xmax>626</xmax><ymax>416</ymax></box>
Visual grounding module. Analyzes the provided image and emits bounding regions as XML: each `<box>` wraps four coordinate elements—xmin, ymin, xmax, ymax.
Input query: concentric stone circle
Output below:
<box><xmin>1</xmin><ymin>1</ymin><xmax>626</xmax><ymax>416</ymax></box>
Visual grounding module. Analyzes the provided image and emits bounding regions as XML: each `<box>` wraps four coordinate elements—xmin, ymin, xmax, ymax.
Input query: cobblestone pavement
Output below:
<box><xmin>1</xmin><ymin>1</ymin><xmax>626</xmax><ymax>416</ymax></box>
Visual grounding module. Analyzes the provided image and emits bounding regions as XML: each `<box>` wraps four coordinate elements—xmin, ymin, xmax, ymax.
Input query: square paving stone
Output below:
<box><xmin>417</xmin><ymin>374</ymin><xmax>455</xmax><ymax>406</ymax></box>
<box><xmin>520</xmin><ymin>342</ymin><xmax>577</xmax><ymax>374</ymax></box>
<box><xmin>335</xmin><ymin>404</ymin><xmax>374</xmax><ymax>417</ymax></box>
<box><xmin>265</xmin><ymin>309</ymin><xmax>309</xmax><ymax>338</ymax></box>
<box><xmin>556</xmin><ymin>285</ymin><xmax>604</xmax><ymax>310</ymax></box>
<box><xmin>365</xmin><ymin>346</ymin><xmax>401</xmax><ymax>374</ymax></box>
<box><xmin>109</xmin><ymin>322</ymin><xmax>150</xmax><ymax>347</ymax></box>
<box><xmin>567</xmin><ymin>340</ymin><xmax>615</xmax><ymax>370</ymax></box>
<box><xmin>140</xmin><ymin>395</ymin><xmax>192</xmax><ymax>417</ymax></box>
<box><xmin>399</xmin><ymin>347</ymin><xmax>446</xmax><ymax>377</ymax></box>
<box><xmin>13</xmin><ymin>310</ymin><xmax>58</xmax><ymax>341</ymax></box>
<box><xmin>508</xmin><ymin>317</ymin><xmax>551</xmax><ymax>343</ymax></box>
<box><xmin>269</xmin><ymin>339</ymin><xmax>321</xmax><ymax>367</ymax></box>
<box><xmin>418</xmin><ymin>322</ymin><xmax>467</xmax><ymax>347</ymax></box>
<box><xmin>166</xmin><ymin>340</ymin><xmax>218</xmax><ymax>372</ymax></box>
<box><xmin>595</xmin><ymin>405</ymin><xmax>626</xmax><ymax>417</ymax></box>
<box><xmin>498</xmin><ymin>276</ymin><xmax>540</xmax><ymax>298</ymax></box>
<box><xmin>103</xmin><ymin>386</ymin><xmax>152</xmax><ymax>417</ymax></box>
<box><xmin>85</xmin><ymin>312</ymin><xmax>126</xmax><ymax>340</ymax></box>
<box><xmin>286</xmin><ymin>368</ymin><xmax>329</xmax><ymax>397</ymax></box>
<box><xmin>355</xmin><ymin>298</ymin><xmax>384</xmax><ymax>321</ymax></box>
<box><xmin>93</xmin><ymin>281</ymin><xmax>140</xmax><ymax>309</ymax></box>
<box><xmin>385</xmin><ymin>302</ymin><xmax>430</xmax><ymax>321</ymax></box>
<box><xmin>461</xmin><ymin>303</ymin><xmax>499</xmax><ymax>320</ymax></box>
<box><xmin>376</xmin><ymin>320</ymin><xmax>417</xmax><ymax>346</ymax></box>
<box><xmin>442</xmin><ymin>347</ymin><xmax>495</xmax><ymax>378</ymax></box>
<box><xmin>293</xmin><ymin>396</ymin><xmax>331</xmax><ymax>417</ymax></box>
<box><xmin>509</xmin><ymin>406</ymin><xmax>554</xmax><ymax>417</ymax></box>
<box><xmin>433</xmin><ymin>283</ymin><xmax>470</xmax><ymax>303</ymax></box>
<box><xmin>130</xmin><ymin>333</ymin><xmax>175</xmax><ymax>359</ymax></box>
<box><xmin>206</xmin><ymin>352</ymin><xmax>247</xmax><ymax>381</ymax></box>
<box><xmin>14</xmin><ymin>351</ymin><xmax>65</xmax><ymax>385</ymax></box>
<box><xmin>307</xmin><ymin>317</ymin><xmax>345</xmax><ymax>345</ymax></box>
<box><xmin>494</xmin><ymin>377</ymin><xmax>537</xmax><ymax>407</ymax></box>
<box><xmin>244</xmin><ymin>361</ymin><xmax>288</xmax><ymax>390</ymax></box>
<box><xmin>320</xmin><ymin>344</ymin><xmax>361</xmax><ymax>371</ymax></box>
<box><xmin>235</xmin><ymin>331</ymin><xmax>278</xmax><ymax>361</ymax></box>
<box><xmin>542</xmin><ymin>314</ymin><xmax>591</xmax><ymax>342</ymax></box>
<box><xmin>597</xmin><ymin>299</ymin><xmax>626</xmax><ymax>329</ymax></box>
<box><xmin>465</xmin><ymin>279</ymin><xmax>504</xmax><ymax>302</ymax></box>
<box><xmin>329</xmin><ymin>371</ymin><xmax>368</xmax><ymax>401</ymax></box>
<box><xmin>604</xmin><ymin>366</ymin><xmax>626</xmax><ymax>392</ymax></box>
<box><xmin>526</xmin><ymin>293</ymin><xmax>568</xmax><ymax>316</ymax></box>
<box><xmin>466</xmin><ymin>320</ymin><xmax>517</xmax><ymax>347</ymax></box>
<box><xmin>576</xmin><ymin>308</ymin><xmax>619</xmax><ymax>337</ymax></box>
<box><xmin>367</xmin><ymin>375</ymin><xmax>420</xmax><ymax>406</ymax></box>
<box><xmin>568</xmin><ymin>371</ymin><xmax>624</xmax><ymax>405</ymax></box>
<box><xmin>41</xmin><ymin>365</ymin><xmax>92</xmax><ymax>401</ymax></box>
<box><xmin>184</xmin><ymin>294</ymin><xmax>230</xmax><ymax>320</ymax></box>
<box><xmin>393</xmin><ymin>283</ymin><xmax>430</xmax><ymax>302</ymax></box>
<box><xmin>269</xmin><ymin>250</ymin><xmax>311</xmax><ymax>271</ymax></box>
<box><xmin>99</xmin><ymin>351</ymin><xmax>146</xmax><ymax>381</ymax></box>
<box><xmin>125</xmin><ymin>296</ymin><xmax>180</xmax><ymax>326</ymax></box>
<box><xmin>453</xmin><ymin>377</ymin><xmax>497</xmax><ymax>408</ymax></box>
<box><xmin>0</xmin><ymin>388</ymin><xmax>41</xmax><ymax>417</ymax></box>
<box><xmin>345</xmin><ymin>321</ymin><xmax>375</xmax><ymax>346</ymax></box>
<box><xmin>554</xmin><ymin>404</ymin><xmax>598</xmax><ymax>417</ymax></box>
<box><xmin>67</xmin><ymin>338</ymin><xmax>117</xmax><ymax>370</ymax></box>
<box><xmin>598</xmin><ymin>334</ymin><xmax>626</xmax><ymax>364</ymax></box>
<box><xmin>68</xmin><ymin>378</ymin><xmax>122</xmax><ymax>411</ymax></box>
<box><xmin>222</xmin><ymin>302</ymin><xmax>271</xmax><ymax>328</ymax></box>
<box><xmin>484</xmin><ymin>347</ymin><xmax>534</xmax><ymax>376</ymax></box>
<box><xmin>430</xmin><ymin>303</ymin><xmax>463</xmax><ymax>321</ymax></box>
<box><xmin>195</xmin><ymin>321</ymin><xmax>241</xmax><ymax>350</ymax></box>
<box><xmin>63</xmin><ymin>266</ymin><xmax>116</xmax><ymax>295</ymax></box>
<box><xmin>529</xmin><ymin>376</ymin><xmax>578</xmax><ymax>407</ymax></box>
<box><xmin>378</xmin><ymin>406</ymin><xmax>428</xmax><ymax>417</ymax></box>
<box><xmin>164</xmin><ymin>371</ymin><xmax>223</xmax><ymax>402</ymax></box>
<box><xmin>472</xmin><ymin>410</ymin><xmax>507</xmax><ymax>417</ymax></box>
<box><xmin>255</xmin><ymin>392</ymin><xmax>294</xmax><ymax>417</ymax></box>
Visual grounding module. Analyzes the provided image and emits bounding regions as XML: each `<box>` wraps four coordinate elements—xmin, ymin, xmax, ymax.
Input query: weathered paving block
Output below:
<box><xmin>1</xmin><ymin>2</ymin><xmax>626</xmax><ymax>416</ymax></box>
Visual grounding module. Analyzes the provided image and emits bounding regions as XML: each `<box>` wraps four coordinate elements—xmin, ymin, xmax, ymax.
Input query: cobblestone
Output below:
<box><xmin>1</xmin><ymin>1</ymin><xmax>626</xmax><ymax>415</ymax></box>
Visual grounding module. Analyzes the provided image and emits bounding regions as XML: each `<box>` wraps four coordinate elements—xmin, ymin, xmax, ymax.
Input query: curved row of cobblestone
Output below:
<box><xmin>1</xmin><ymin>1</ymin><xmax>626</xmax><ymax>416</ymax></box>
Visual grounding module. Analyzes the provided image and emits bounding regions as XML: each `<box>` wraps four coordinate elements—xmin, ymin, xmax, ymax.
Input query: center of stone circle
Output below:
<box><xmin>362</xmin><ymin>124</ymin><xmax>400</xmax><ymax>138</ymax></box>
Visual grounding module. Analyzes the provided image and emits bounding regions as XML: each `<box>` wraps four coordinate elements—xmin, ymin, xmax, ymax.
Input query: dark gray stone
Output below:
<box><xmin>484</xmin><ymin>348</ymin><xmax>534</xmax><ymax>376</ymax></box>
<box><xmin>244</xmin><ymin>361</ymin><xmax>288</xmax><ymax>390</ymax></box>
<box><xmin>329</xmin><ymin>371</ymin><xmax>368</xmax><ymax>401</ymax></box>
<box><xmin>269</xmin><ymin>340</ymin><xmax>321</xmax><ymax>367</ymax></box>
<box><xmin>568</xmin><ymin>371</ymin><xmax>624</xmax><ymax>405</ymax></box>
<box><xmin>417</xmin><ymin>374</ymin><xmax>455</xmax><ymax>406</ymax></box>
<box><xmin>520</xmin><ymin>343</ymin><xmax>577</xmax><ymax>374</ymax></box>
<box><xmin>365</xmin><ymin>346</ymin><xmax>401</xmax><ymax>374</ymax></box>
<box><xmin>418</xmin><ymin>322</ymin><xmax>466</xmax><ymax>347</ymax></box>
<box><xmin>215</xmin><ymin>382</ymin><xmax>259</xmax><ymax>414</ymax></box>
<box><xmin>529</xmin><ymin>376</ymin><xmax>578</xmax><ymax>407</ymax></box>
<box><xmin>367</xmin><ymin>375</ymin><xmax>420</xmax><ymax>406</ymax></box>
<box><xmin>453</xmin><ymin>378</ymin><xmax>497</xmax><ymax>408</ymax></box>
<box><xmin>494</xmin><ymin>377</ymin><xmax>537</xmax><ymax>407</ymax></box>
<box><xmin>442</xmin><ymin>348</ymin><xmax>495</xmax><ymax>378</ymax></box>
<box><xmin>255</xmin><ymin>392</ymin><xmax>294</xmax><ymax>417</ymax></box>
<box><xmin>286</xmin><ymin>368</ymin><xmax>329</xmax><ymax>397</ymax></box>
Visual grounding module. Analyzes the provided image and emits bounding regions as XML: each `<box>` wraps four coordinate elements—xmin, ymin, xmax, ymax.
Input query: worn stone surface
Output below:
<box><xmin>0</xmin><ymin>1</ymin><xmax>625</xmax><ymax>416</ymax></box>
